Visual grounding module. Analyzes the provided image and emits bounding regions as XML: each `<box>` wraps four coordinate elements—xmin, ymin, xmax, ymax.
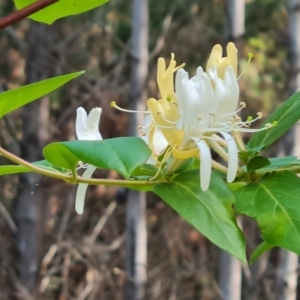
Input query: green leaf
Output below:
<box><xmin>0</xmin><ymin>160</ymin><xmax>68</xmax><ymax>176</ymax></box>
<box><xmin>247</xmin><ymin>156</ymin><xmax>270</xmax><ymax>173</ymax></box>
<box><xmin>154</xmin><ymin>170</ymin><xmax>247</xmax><ymax>262</ymax></box>
<box><xmin>14</xmin><ymin>0</ymin><xmax>108</xmax><ymax>24</ymax></box>
<box><xmin>131</xmin><ymin>164</ymin><xmax>160</xmax><ymax>180</ymax></box>
<box><xmin>43</xmin><ymin>137</ymin><xmax>151</xmax><ymax>179</ymax></box>
<box><xmin>258</xmin><ymin>156</ymin><xmax>300</xmax><ymax>172</ymax></box>
<box><xmin>235</xmin><ymin>171</ymin><xmax>300</xmax><ymax>255</ymax></box>
<box><xmin>0</xmin><ymin>71</ymin><xmax>83</xmax><ymax>118</ymax></box>
<box><xmin>247</xmin><ymin>92</ymin><xmax>300</xmax><ymax>150</ymax></box>
<box><xmin>249</xmin><ymin>241</ymin><xmax>273</xmax><ymax>264</ymax></box>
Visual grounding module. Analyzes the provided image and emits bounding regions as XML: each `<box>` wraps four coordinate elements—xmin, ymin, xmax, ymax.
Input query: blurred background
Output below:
<box><xmin>0</xmin><ymin>0</ymin><xmax>299</xmax><ymax>299</ymax></box>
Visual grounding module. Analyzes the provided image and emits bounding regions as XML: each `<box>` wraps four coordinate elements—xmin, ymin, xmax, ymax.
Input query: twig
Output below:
<box><xmin>59</xmin><ymin>252</ymin><xmax>71</xmax><ymax>300</ymax></box>
<box><xmin>0</xmin><ymin>0</ymin><xmax>59</xmax><ymax>30</ymax></box>
<box><xmin>0</xmin><ymin>201</ymin><xmax>17</xmax><ymax>233</ymax></box>
<box><xmin>0</xmin><ymin>146</ymin><xmax>162</xmax><ymax>187</ymax></box>
<box><xmin>85</xmin><ymin>200</ymin><xmax>117</xmax><ymax>245</ymax></box>
<box><xmin>149</xmin><ymin>11</ymin><xmax>174</xmax><ymax>60</ymax></box>
<box><xmin>57</xmin><ymin>186</ymin><xmax>76</xmax><ymax>242</ymax></box>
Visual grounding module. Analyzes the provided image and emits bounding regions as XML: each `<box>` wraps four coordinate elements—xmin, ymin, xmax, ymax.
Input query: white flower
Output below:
<box><xmin>175</xmin><ymin>65</ymin><xmax>239</xmax><ymax>190</ymax></box>
<box><xmin>75</xmin><ymin>107</ymin><xmax>102</xmax><ymax>214</ymax></box>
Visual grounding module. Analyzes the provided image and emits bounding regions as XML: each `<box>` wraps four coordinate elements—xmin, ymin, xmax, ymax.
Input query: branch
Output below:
<box><xmin>0</xmin><ymin>0</ymin><xmax>59</xmax><ymax>30</ymax></box>
<box><xmin>0</xmin><ymin>146</ymin><xmax>162</xmax><ymax>187</ymax></box>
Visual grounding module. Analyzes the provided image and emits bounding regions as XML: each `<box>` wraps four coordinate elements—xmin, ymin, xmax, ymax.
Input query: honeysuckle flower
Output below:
<box><xmin>112</xmin><ymin>43</ymin><xmax>274</xmax><ymax>191</ymax></box>
<box><xmin>146</xmin><ymin>54</ymin><xmax>185</xmax><ymax>146</ymax></box>
<box><xmin>111</xmin><ymin>53</ymin><xmax>184</xmax><ymax>155</ymax></box>
<box><xmin>75</xmin><ymin>107</ymin><xmax>102</xmax><ymax>214</ymax></box>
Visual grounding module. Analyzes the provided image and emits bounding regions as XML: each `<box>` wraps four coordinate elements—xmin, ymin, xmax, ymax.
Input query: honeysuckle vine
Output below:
<box><xmin>2</xmin><ymin>33</ymin><xmax>300</xmax><ymax>262</ymax></box>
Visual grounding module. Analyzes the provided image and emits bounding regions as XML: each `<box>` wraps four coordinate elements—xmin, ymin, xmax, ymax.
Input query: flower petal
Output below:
<box><xmin>195</xmin><ymin>139</ymin><xmax>212</xmax><ymax>191</ymax></box>
<box><xmin>76</xmin><ymin>107</ymin><xmax>88</xmax><ymax>140</ymax></box>
<box><xmin>76</xmin><ymin>107</ymin><xmax>102</xmax><ymax>140</ymax></box>
<box><xmin>75</xmin><ymin>165</ymin><xmax>97</xmax><ymax>214</ymax></box>
<box><xmin>85</xmin><ymin>108</ymin><xmax>103</xmax><ymax>140</ymax></box>
<box><xmin>219</xmin><ymin>131</ymin><xmax>238</xmax><ymax>183</ymax></box>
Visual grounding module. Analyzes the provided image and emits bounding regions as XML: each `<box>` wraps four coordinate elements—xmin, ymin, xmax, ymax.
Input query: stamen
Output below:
<box><xmin>237</xmin><ymin>52</ymin><xmax>254</xmax><ymax>80</ymax></box>
<box><xmin>111</xmin><ymin>101</ymin><xmax>146</xmax><ymax>113</ymax></box>
<box><xmin>157</xmin><ymin>112</ymin><xmax>178</xmax><ymax>126</ymax></box>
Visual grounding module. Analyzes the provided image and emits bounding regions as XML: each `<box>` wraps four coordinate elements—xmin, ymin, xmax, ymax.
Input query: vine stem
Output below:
<box><xmin>0</xmin><ymin>147</ymin><xmax>160</xmax><ymax>187</ymax></box>
<box><xmin>0</xmin><ymin>0</ymin><xmax>59</xmax><ymax>30</ymax></box>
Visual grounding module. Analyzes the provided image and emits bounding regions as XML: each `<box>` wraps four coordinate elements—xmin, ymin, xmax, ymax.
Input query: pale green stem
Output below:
<box><xmin>0</xmin><ymin>147</ymin><xmax>161</xmax><ymax>188</ymax></box>
<box><xmin>208</xmin><ymin>139</ymin><xmax>229</xmax><ymax>162</ymax></box>
<box><xmin>211</xmin><ymin>160</ymin><xmax>228</xmax><ymax>174</ymax></box>
<box><xmin>208</xmin><ymin>138</ymin><xmax>244</xmax><ymax>176</ymax></box>
<box><xmin>234</xmin><ymin>131</ymin><xmax>246</xmax><ymax>151</ymax></box>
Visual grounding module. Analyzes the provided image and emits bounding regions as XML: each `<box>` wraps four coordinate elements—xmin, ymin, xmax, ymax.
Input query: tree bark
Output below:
<box><xmin>275</xmin><ymin>1</ymin><xmax>300</xmax><ymax>299</ymax></box>
<box><xmin>13</xmin><ymin>22</ymin><xmax>57</xmax><ymax>293</ymax></box>
<box><xmin>218</xmin><ymin>2</ymin><xmax>244</xmax><ymax>300</ymax></box>
<box><xmin>125</xmin><ymin>0</ymin><xmax>148</xmax><ymax>300</ymax></box>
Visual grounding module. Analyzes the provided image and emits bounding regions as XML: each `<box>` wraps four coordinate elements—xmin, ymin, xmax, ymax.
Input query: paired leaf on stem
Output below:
<box><xmin>154</xmin><ymin>170</ymin><xmax>247</xmax><ymax>262</ymax></box>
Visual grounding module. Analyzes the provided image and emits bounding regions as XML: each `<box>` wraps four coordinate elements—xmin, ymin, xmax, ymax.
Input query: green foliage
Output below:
<box><xmin>250</xmin><ymin>241</ymin><xmax>273</xmax><ymax>264</ymax></box>
<box><xmin>247</xmin><ymin>92</ymin><xmax>300</xmax><ymax>150</ymax></box>
<box><xmin>258</xmin><ymin>156</ymin><xmax>300</xmax><ymax>172</ymax></box>
<box><xmin>0</xmin><ymin>71</ymin><xmax>83</xmax><ymax>119</ymax></box>
<box><xmin>235</xmin><ymin>171</ymin><xmax>300</xmax><ymax>257</ymax></box>
<box><xmin>43</xmin><ymin>137</ymin><xmax>151</xmax><ymax>179</ymax></box>
<box><xmin>14</xmin><ymin>0</ymin><xmax>108</xmax><ymax>24</ymax></box>
<box><xmin>247</xmin><ymin>156</ymin><xmax>270</xmax><ymax>172</ymax></box>
<box><xmin>154</xmin><ymin>170</ymin><xmax>247</xmax><ymax>262</ymax></box>
<box><xmin>0</xmin><ymin>160</ymin><xmax>67</xmax><ymax>176</ymax></box>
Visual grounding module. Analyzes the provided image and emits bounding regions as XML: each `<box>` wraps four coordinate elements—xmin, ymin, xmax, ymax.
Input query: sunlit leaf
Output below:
<box><xmin>247</xmin><ymin>92</ymin><xmax>300</xmax><ymax>150</ymax></box>
<box><xmin>0</xmin><ymin>71</ymin><xmax>83</xmax><ymax>118</ymax></box>
<box><xmin>14</xmin><ymin>0</ymin><xmax>108</xmax><ymax>24</ymax></box>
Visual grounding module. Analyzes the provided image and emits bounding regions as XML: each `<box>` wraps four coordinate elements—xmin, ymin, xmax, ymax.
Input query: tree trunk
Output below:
<box><xmin>125</xmin><ymin>0</ymin><xmax>148</xmax><ymax>300</ymax></box>
<box><xmin>13</xmin><ymin>22</ymin><xmax>58</xmax><ymax>293</ymax></box>
<box><xmin>218</xmin><ymin>1</ymin><xmax>244</xmax><ymax>300</ymax></box>
<box><xmin>275</xmin><ymin>1</ymin><xmax>300</xmax><ymax>299</ymax></box>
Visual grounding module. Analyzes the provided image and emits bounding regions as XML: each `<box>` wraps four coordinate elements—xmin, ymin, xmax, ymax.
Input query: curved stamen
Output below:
<box><xmin>237</xmin><ymin>53</ymin><xmax>254</xmax><ymax>80</ymax></box>
<box><xmin>111</xmin><ymin>101</ymin><xmax>147</xmax><ymax>114</ymax></box>
<box><xmin>157</xmin><ymin>112</ymin><xmax>178</xmax><ymax>125</ymax></box>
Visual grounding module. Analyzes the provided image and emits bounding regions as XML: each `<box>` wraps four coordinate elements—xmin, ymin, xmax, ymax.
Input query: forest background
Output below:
<box><xmin>0</xmin><ymin>0</ymin><xmax>298</xmax><ymax>299</ymax></box>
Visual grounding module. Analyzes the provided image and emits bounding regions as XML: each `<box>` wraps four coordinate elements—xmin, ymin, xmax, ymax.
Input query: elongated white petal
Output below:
<box><xmin>219</xmin><ymin>131</ymin><xmax>238</xmax><ymax>183</ymax></box>
<box><xmin>76</xmin><ymin>107</ymin><xmax>102</xmax><ymax>140</ymax></box>
<box><xmin>76</xmin><ymin>107</ymin><xmax>88</xmax><ymax>139</ymax></box>
<box><xmin>195</xmin><ymin>139</ymin><xmax>212</xmax><ymax>191</ymax></box>
<box><xmin>75</xmin><ymin>165</ymin><xmax>97</xmax><ymax>214</ymax></box>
